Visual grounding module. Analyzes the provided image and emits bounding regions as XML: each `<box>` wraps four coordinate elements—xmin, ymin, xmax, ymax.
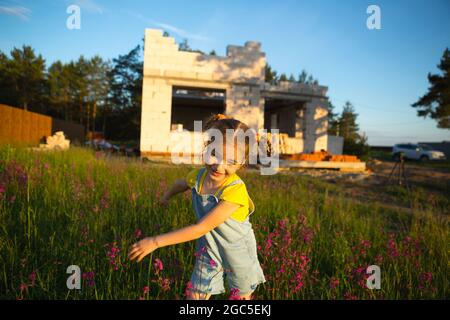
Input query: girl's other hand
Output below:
<box><xmin>128</xmin><ymin>237</ymin><xmax>159</xmax><ymax>262</ymax></box>
<box><xmin>159</xmin><ymin>196</ymin><xmax>169</xmax><ymax>207</ymax></box>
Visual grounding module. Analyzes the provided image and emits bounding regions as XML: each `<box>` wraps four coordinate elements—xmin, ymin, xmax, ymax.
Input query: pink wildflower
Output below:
<box><xmin>209</xmin><ymin>259</ymin><xmax>217</xmax><ymax>268</ymax></box>
<box><xmin>419</xmin><ymin>272</ymin><xmax>433</xmax><ymax>290</ymax></box>
<box><xmin>330</xmin><ymin>277</ymin><xmax>339</xmax><ymax>289</ymax></box>
<box><xmin>82</xmin><ymin>271</ymin><xmax>95</xmax><ymax>287</ymax></box>
<box><xmin>28</xmin><ymin>272</ymin><xmax>36</xmax><ymax>287</ymax></box>
<box><xmin>154</xmin><ymin>258</ymin><xmax>164</xmax><ymax>272</ymax></box>
<box><xmin>19</xmin><ymin>283</ymin><xmax>28</xmax><ymax>293</ymax></box>
<box><xmin>135</xmin><ymin>229</ymin><xmax>143</xmax><ymax>239</ymax></box>
<box><xmin>229</xmin><ymin>288</ymin><xmax>241</xmax><ymax>300</ymax></box>
<box><xmin>194</xmin><ymin>246</ymin><xmax>207</xmax><ymax>258</ymax></box>
<box><xmin>184</xmin><ymin>281</ymin><xmax>193</xmax><ymax>297</ymax></box>
<box><xmin>344</xmin><ymin>292</ymin><xmax>358</xmax><ymax>300</ymax></box>
<box><xmin>105</xmin><ymin>242</ymin><xmax>121</xmax><ymax>270</ymax></box>
<box><xmin>161</xmin><ymin>278</ymin><xmax>171</xmax><ymax>291</ymax></box>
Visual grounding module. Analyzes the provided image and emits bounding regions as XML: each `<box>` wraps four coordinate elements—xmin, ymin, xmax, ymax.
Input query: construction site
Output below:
<box><xmin>139</xmin><ymin>29</ymin><xmax>365</xmax><ymax>172</ymax></box>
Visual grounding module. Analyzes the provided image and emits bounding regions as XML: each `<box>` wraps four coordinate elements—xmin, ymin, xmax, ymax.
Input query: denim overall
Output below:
<box><xmin>189</xmin><ymin>167</ymin><xmax>266</xmax><ymax>295</ymax></box>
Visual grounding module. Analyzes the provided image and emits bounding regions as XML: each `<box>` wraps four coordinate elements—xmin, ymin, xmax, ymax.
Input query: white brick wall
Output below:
<box><xmin>140</xmin><ymin>29</ymin><xmax>329</xmax><ymax>155</ymax></box>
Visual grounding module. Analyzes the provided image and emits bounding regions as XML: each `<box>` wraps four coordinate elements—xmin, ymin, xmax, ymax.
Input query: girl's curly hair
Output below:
<box><xmin>202</xmin><ymin>113</ymin><xmax>272</xmax><ymax>166</ymax></box>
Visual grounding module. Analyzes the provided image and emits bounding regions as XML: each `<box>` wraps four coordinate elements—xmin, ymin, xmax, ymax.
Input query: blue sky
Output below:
<box><xmin>1</xmin><ymin>0</ymin><xmax>449</xmax><ymax>145</ymax></box>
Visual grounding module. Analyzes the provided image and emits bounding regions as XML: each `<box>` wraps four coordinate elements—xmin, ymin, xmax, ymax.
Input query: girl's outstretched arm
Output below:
<box><xmin>159</xmin><ymin>179</ymin><xmax>190</xmax><ymax>205</ymax></box>
<box><xmin>128</xmin><ymin>200</ymin><xmax>240</xmax><ymax>262</ymax></box>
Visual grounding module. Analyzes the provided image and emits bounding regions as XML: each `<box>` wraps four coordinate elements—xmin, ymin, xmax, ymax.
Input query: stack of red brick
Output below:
<box><xmin>281</xmin><ymin>150</ymin><xmax>361</xmax><ymax>162</ymax></box>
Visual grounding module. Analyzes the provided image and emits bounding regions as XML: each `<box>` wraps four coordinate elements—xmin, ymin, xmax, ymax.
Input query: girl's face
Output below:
<box><xmin>204</xmin><ymin>142</ymin><xmax>245</xmax><ymax>183</ymax></box>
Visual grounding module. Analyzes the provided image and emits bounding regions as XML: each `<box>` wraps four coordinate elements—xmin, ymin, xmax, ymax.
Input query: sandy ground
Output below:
<box><xmin>276</xmin><ymin>159</ymin><xmax>449</xmax><ymax>185</ymax></box>
<box><xmin>275</xmin><ymin>159</ymin><xmax>449</xmax><ymax>215</ymax></box>
<box><xmin>135</xmin><ymin>153</ymin><xmax>449</xmax><ymax>212</ymax></box>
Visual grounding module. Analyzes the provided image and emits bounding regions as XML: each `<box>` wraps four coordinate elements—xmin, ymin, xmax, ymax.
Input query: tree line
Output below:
<box><xmin>0</xmin><ymin>38</ymin><xmax>371</xmax><ymax>157</ymax></box>
<box><xmin>0</xmin><ymin>44</ymin><xmax>143</xmax><ymax>141</ymax></box>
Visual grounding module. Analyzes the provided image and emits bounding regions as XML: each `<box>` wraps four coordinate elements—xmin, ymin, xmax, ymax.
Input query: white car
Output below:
<box><xmin>392</xmin><ymin>143</ymin><xmax>446</xmax><ymax>161</ymax></box>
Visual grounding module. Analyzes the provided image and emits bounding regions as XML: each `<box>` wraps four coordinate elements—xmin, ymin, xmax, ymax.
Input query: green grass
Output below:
<box><xmin>0</xmin><ymin>145</ymin><xmax>448</xmax><ymax>300</ymax></box>
<box><xmin>412</xmin><ymin>160</ymin><xmax>450</xmax><ymax>170</ymax></box>
<box><xmin>370</xmin><ymin>150</ymin><xmax>393</xmax><ymax>162</ymax></box>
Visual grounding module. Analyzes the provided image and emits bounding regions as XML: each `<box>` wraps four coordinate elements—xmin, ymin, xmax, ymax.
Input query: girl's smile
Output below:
<box><xmin>210</xmin><ymin>169</ymin><xmax>225</xmax><ymax>177</ymax></box>
<box><xmin>206</xmin><ymin>166</ymin><xmax>227</xmax><ymax>184</ymax></box>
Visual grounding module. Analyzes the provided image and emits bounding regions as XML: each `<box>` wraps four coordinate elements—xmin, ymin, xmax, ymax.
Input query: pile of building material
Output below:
<box><xmin>275</xmin><ymin>167</ymin><xmax>372</xmax><ymax>181</ymax></box>
<box><xmin>281</xmin><ymin>150</ymin><xmax>361</xmax><ymax>162</ymax></box>
<box><xmin>39</xmin><ymin>131</ymin><xmax>70</xmax><ymax>150</ymax></box>
<box><xmin>263</xmin><ymin>133</ymin><xmax>295</xmax><ymax>154</ymax></box>
<box><xmin>277</xmin><ymin>133</ymin><xmax>290</xmax><ymax>154</ymax></box>
<box><xmin>279</xmin><ymin>150</ymin><xmax>366</xmax><ymax>172</ymax></box>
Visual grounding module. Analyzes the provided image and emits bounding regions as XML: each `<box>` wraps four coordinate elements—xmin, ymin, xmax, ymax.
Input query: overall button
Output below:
<box><xmin>201</xmin><ymin>194</ymin><xmax>209</xmax><ymax>205</ymax></box>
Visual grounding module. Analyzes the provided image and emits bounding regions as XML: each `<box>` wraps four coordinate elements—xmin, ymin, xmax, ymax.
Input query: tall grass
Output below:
<box><xmin>0</xmin><ymin>145</ymin><xmax>448</xmax><ymax>299</ymax></box>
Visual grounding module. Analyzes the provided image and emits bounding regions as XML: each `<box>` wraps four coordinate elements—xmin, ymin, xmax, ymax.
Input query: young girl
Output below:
<box><xmin>128</xmin><ymin>114</ymin><xmax>266</xmax><ymax>300</ymax></box>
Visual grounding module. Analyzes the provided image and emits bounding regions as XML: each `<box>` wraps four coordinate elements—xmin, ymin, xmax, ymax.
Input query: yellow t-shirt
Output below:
<box><xmin>186</xmin><ymin>168</ymin><xmax>255</xmax><ymax>222</ymax></box>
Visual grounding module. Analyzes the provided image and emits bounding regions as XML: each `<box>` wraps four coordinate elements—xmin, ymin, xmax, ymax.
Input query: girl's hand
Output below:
<box><xmin>159</xmin><ymin>196</ymin><xmax>170</xmax><ymax>207</ymax></box>
<box><xmin>128</xmin><ymin>237</ymin><xmax>159</xmax><ymax>262</ymax></box>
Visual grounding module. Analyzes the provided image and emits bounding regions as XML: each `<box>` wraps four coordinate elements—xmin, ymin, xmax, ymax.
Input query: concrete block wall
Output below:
<box><xmin>263</xmin><ymin>81</ymin><xmax>328</xmax><ymax>99</ymax></box>
<box><xmin>169</xmin><ymin>130</ymin><xmax>204</xmax><ymax>162</ymax></box>
<box><xmin>143</xmin><ymin>29</ymin><xmax>265</xmax><ymax>83</ymax></box>
<box><xmin>302</xmin><ymin>98</ymin><xmax>329</xmax><ymax>153</ymax></box>
<box><xmin>295</xmin><ymin>107</ymin><xmax>305</xmax><ymax>139</ymax></box>
<box><xmin>285</xmin><ymin>136</ymin><xmax>304</xmax><ymax>154</ymax></box>
<box><xmin>140</xmin><ymin>28</ymin><xmax>331</xmax><ymax>155</ymax></box>
<box><xmin>140</xmin><ymin>77</ymin><xmax>172</xmax><ymax>152</ymax></box>
<box><xmin>141</xmin><ymin>29</ymin><xmax>266</xmax><ymax>153</ymax></box>
<box><xmin>225</xmin><ymin>84</ymin><xmax>264</xmax><ymax>130</ymax></box>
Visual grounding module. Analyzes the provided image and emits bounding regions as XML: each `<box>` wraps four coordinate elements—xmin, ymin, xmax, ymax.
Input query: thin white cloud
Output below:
<box><xmin>129</xmin><ymin>11</ymin><xmax>212</xmax><ymax>42</ymax></box>
<box><xmin>72</xmin><ymin>0</ymin><xmax>103</xmax><ymax>14</ymax></box>
<box><xmin>0</xmin><ymin>5</ymin><xmax>31</xmax><ymax>20</ymax></box>
<box><xmin>151</xmin><ymin>20</ymin><xmax>211</xmax><ymax>42</ymax></box>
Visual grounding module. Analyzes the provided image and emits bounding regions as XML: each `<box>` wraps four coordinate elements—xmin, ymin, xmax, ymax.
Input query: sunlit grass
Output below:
<box><xmin>0</xmin><ymin>145</ymin><xmax>448</xmax><ymax>299</ymax></box>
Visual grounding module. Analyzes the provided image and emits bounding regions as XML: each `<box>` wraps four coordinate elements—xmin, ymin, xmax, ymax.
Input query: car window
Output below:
<box><xmin>419</xmin><ymin>145</ymin><xmax>432</xmax><ymax>151</ymax></box>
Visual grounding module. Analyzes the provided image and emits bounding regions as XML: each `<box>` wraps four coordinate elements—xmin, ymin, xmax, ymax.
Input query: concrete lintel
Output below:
<box><xmin>262</xmin><ymin>91</ymin><xmax>314</xmax><ymax>102</ymax></box>
<box><xmin>263</xmin><ymin>82</ymin><xmax>328</xmax><ymax>96</ymax></box>
<box><xmin>166</xmin><ymin>78</ymin><xmax>230</xmax><ymax>90</ymax></box>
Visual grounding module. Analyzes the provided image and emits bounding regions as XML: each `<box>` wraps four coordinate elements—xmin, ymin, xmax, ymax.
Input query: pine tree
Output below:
<box><xmin>0</xmin><ymin>46</ymin><xmax>46</xmax><ymax>111</ymax></box>
<box><xmin>412</xmin><ymin>48</ymin><xmax>450</xmax><ymax>129</ymax></box>
<box><xmin>288</xmin><ymin>74</ymin><xmax>296</xmax><ymax>82</ymax></box>
<box><xmin>86</xmin><ymin>56</ymin><xmax>110</xmax><ymax>133</ymax></box>
<box><xmin>338</xmin><ymin>101</ymin><xmax>359</xmax><ymax>140</ymax></box>
<box><xmin>48</xmin><ymin>60</ymin><xmax>72</xmax><ymax>120</ymax></box>
<box><xmin>265</xmin><ymin>64</ymin><xmax>278</xmax><ymax>85</ymax></box>
<box><xmin>107</xmin><ymin>45</ymin><xmax>143</xmax><ymax>139</ymax></box>
<box><xmin>297</xmin><ymin>70</ymin><xmax>308</xmax><ymax>84</ymax></box>
<box><xmin>327</xmin><ymin>101</ymin><xmax>339</xmax><ymax>135</ymax></box>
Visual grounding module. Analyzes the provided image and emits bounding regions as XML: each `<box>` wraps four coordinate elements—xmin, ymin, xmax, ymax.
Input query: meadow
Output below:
<box><xmin>0</xmin><ymin>145</ymin><xmax>448</xmax><ymax>300</ymax></box>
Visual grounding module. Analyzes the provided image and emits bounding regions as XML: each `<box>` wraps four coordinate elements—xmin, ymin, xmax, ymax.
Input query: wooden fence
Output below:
<box><xmin>0</xmin><ymin>104</ymin><xmax>85</xmax><ymax>146</ymax></box>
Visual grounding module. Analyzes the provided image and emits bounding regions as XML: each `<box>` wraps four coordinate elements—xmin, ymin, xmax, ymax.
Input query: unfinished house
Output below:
<box><xmin>140</xmin><ymin>29</ymin><xmax>342</xmax><ymax>159</ymax></box>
